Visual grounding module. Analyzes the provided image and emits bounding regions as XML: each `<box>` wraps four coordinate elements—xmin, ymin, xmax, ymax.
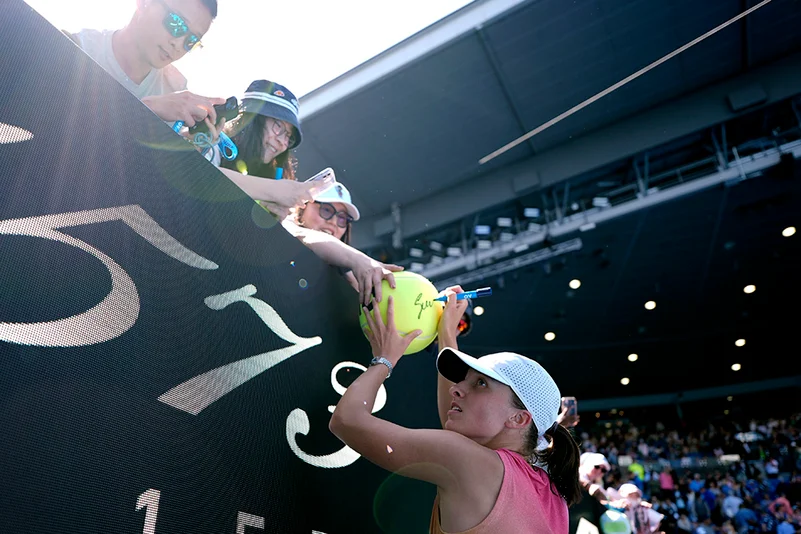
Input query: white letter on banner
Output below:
<box><xmin>286</xmin><ymin>361</ymin><xmax>386</xmax><ymax>469</ymax></box>
<box><xmin>158</xmin><ymin>285</ymin><xmax>322</xmax><ymax>415</ymax></box>
<box><xmin>0</xmin><ymin>205</ymin><xmax>218</xmax><ymax>347</ymax></box>
<box><xmin>236</xmin><ymin>511</ymin><xmax>264</xmax><ymax>533</ymax></box>
<box><xmin>0</xmin><ymin>122</ymin><xmax>34</xmax><ymax>144</ymax></box>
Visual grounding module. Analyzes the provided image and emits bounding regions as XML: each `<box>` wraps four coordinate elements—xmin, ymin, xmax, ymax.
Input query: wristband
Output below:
<box><xmin>369</xmin><ymin>357</ymin><xmax>394</xmax><ymax>379</ymax></box>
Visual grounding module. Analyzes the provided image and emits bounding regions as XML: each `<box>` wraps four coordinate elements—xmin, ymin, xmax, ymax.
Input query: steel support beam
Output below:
<box><xmin>741</xmin><ymin>0</ymin><xmax>752</xmax><ymax>72</ymax></box>
<box><xmin>476</xmin><ymin>26</ymin><xmax>537</xmax><ymax>156</ymax></box>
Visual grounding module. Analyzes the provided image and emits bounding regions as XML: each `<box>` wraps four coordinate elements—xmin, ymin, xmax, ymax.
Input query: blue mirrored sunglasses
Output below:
<box><xmin>157</xmin><ymin>0</ymin><xmax>203</xmax><ymax>52</ymax></box>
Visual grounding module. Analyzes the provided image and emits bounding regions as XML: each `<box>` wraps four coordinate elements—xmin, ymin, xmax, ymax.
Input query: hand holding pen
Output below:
<box><xmin>434</xmin><ymin>287</ymin><xmax>492</xmax><ymax>302</ymax></box>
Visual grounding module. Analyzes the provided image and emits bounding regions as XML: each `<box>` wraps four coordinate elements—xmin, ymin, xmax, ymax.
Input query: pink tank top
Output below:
<box><xmin>429</xmin><ymin>448</ymin><xmax>568</xmax><ymax>534</ymax></box>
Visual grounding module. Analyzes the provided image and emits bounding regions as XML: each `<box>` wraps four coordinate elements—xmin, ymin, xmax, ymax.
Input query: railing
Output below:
<box><xmin>415</xmin><ymin>136</ymin><xmax>801</xmax><ymax>283</ymax></box>
<box><xmin>384</xmin><ymin>98</ymin><xmax>801</xmax><ymax>279</ymax></box>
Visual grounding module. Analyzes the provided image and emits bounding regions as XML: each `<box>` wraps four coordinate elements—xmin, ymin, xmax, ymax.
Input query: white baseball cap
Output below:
<box><xmin>581</xmin><ymin>452</ymin><xmax>611</xmax><ymax>471</ymax></box>
<box><xmin>436</xmin><ymin>348</ymin><xmax>561</xmax><ymax>451</ymax></box>
<box><xmin>313</xmin><ymin>182</ymin><xmax>360</xmax><ymax>221</ymax></box>
<box><xmin>618</xmin><ymin>483</ymin><xmax>642</xmax><ymax>498</ymax></box>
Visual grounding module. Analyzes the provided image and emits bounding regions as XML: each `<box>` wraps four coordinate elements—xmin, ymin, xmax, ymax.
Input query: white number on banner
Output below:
<box><xmin>135</xmin><ymin>489</ymin><xmax>161</xmax><ymax>534</ymax></box>
<box><xmin>134</xmin><ymin>491</ymin><xmax>331</xmax><ymax>533</ymax></box>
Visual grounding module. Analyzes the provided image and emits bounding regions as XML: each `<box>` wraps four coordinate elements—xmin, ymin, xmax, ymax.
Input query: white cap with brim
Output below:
<box><xmin>580</xmin><ymin>452</ymin><xmax>611</xmax><ymax>471</ymax></box>
<box><xmin>618</xmin><ymin>483</ymin><xmax>641</xmax><ymax>498</ymax></box>
<box><xmin>436</xmin><ymin>347</ymin><xmax>561</xmax><ymax>451</ymax></box>
<box><xmin>313</xmin><ymin>181</ymin><xmax>360</xmax><ymax>221</ymax></box>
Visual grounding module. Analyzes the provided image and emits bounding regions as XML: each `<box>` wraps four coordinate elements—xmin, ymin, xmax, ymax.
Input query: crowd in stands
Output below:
<box><xmin>576</xmin><ymin>412</ymin><xmax>801</xmax><ymax>533</ymax></box>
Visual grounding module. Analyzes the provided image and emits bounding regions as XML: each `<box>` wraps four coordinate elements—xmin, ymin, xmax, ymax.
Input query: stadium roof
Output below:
<box><xmin>295</xmin><ymin>0</ymin><xmax>801</xmax><ymax>248</ymax></box>
<box><xmin>293</xmin><ymin>0</ymin><xmax>801</xmax><ymax>406</ymax></box>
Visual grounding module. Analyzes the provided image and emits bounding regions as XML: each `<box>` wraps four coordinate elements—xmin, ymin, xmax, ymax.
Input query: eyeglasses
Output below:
<box><xmin>316</xmin><ymin>202</ymin><xmax>353</xmax><ymax>229</ymax></box>
<box><xmin>265</xmin><ymin>118</ymin><xmax>297</xmax><ymax>147</ymax></box>
<box><xmin>595</xmin><ymin>465</ymin><xmax>608</xmax><ymax>473</ymax></box>
<box><xmin>155</xmin><ymin>0</ymin><xmax>203</xmax><ymax>52</ymax></box>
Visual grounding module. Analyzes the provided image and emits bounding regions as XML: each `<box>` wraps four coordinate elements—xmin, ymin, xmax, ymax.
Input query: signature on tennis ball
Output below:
<box><xmin>414</xmin><ymin>292</ymin><xmax>433</xmax><ymax>320</ymax></box>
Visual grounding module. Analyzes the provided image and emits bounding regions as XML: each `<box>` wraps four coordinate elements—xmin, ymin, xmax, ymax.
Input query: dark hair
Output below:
<box><xmin>340</xmin><ymin>220</ymin><xmax>352</xmax><ymax>245</ymax></box>
<box><xmin>512</xmin><ymin>393</ymin><xmax>582</xmax><ymax>506</ymax></box>
<box><xmin>221</xmin><ymin>112</ymin><xmax>297</xmax><ymax>180</ymax></box>
<box><xmin>200</xmin><ymin>0</ymin><xmax>218</xmax><ymax>19</ymax></box>
<box><xmin>296</xmin><ymin>203</ymin><xmax>352</xmax><ymax>245</ymax></box>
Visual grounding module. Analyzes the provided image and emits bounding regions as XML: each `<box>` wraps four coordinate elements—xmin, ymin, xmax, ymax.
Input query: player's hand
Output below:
<box><xmin>362</xmin><ymin>296</ymin><xmax>421</xmax><ymax>365</ymax></box>
<box><xmin>437</xmin><ymin>286</ymin><xmax>468</xmax><ymax>344</ymax></box>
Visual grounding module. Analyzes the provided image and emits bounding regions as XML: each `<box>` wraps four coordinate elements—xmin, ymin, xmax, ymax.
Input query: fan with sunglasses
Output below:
<box><xmin>156</xmin><ymin>0</ymin><xmax>203</xmax><ymax>52</ymax></box>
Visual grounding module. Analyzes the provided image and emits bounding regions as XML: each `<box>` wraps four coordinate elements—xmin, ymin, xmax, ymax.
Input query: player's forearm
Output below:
<box><xmin>329</xmin><ymin>364</ymin><xmax>387</xmax><ymax>433</ymax></box>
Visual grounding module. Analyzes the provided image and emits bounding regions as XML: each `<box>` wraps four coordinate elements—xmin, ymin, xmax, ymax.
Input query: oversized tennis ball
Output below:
<box><xmin>359</xmin><ymin>272</ymin><xmax>443</xmax><ymax>355</ymax></box>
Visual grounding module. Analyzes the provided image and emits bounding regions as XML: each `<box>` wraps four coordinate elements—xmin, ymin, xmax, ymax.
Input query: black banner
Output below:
<box><xmin>0</xmin><ymin>2</ymin><xmax>437</xmax><ymax>533</ymax></box>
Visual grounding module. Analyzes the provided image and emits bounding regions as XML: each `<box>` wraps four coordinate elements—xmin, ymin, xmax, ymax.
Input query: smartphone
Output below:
<box><xmin>304</xmin><ymin>167</ymin><xmax>337</xmax><ymax>195</ymax></box>
<box><xmin>189</xmin><ymin>96</ymin><xmax>239</xmax><ymax>134</ymax></box>
<box><xmin>562</xmin><ymin>396</ymin><xmax>577</xmax><ymax>416</ymax></box>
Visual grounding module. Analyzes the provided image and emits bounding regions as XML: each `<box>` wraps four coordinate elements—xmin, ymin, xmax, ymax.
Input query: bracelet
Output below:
<box><xmin>369</xmin><ymin>357</ymin><xmax>394</xmax><ymax>379</ymax></box>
